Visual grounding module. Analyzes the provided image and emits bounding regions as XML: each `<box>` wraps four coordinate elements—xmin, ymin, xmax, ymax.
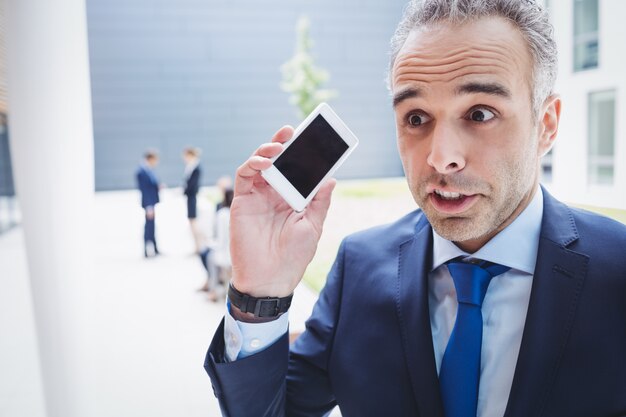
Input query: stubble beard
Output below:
<box><xmin>412</xmin><ymin>156</ymin><xmax>535</xmax><ymax>245</ymax></box>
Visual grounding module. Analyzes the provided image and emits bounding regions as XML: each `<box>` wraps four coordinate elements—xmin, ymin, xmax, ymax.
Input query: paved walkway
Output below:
<box><xmin>1</xmin><ymin>179</ymin><xmax>417</xmax><ymax>417</ymax></box>
<box><xmin>0</xmin><ymin>187</ymin><xmax>320</xmax><ymax>417</ymax></box>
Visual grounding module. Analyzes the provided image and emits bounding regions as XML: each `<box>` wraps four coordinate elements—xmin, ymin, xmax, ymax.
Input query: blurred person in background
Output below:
<box><xmin>136</xmin><ymin>150</ymin><xmax>160</xmax><ymax>258</ymax></box>
<box><xmin>198</xmin><ymin>175</ymin><xmax>232</xmax><ymax>292</ymax></box>
<box><xmin>215</xmin><ymin>175</ymin><xmax>233</xmax><ymax>211</ymax></box>
<box><xmin>183</xmin><ymin>147</ymin><xmax>202</xmax><ymax>254</ymax></box>
<box><xmin>199</xmin><ymin>187</ymin><xmax>234</xmax><ymax>301</ymax></box>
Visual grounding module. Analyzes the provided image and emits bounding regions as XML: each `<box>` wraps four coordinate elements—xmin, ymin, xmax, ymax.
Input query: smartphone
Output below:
<box><xmin>261</xmin><ymin>103</ymin><xmax>359</xmax><ymax>212</ymax></box>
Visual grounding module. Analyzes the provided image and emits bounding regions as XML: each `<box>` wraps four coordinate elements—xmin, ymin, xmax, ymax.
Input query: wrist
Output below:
<box><xmin>230</xmin><ymin>276</ymin><xmax>295</xmax><ymax>298</ymax></box>
<box><xmin>228</xmin><ymin>282</ymin><xmax>293</xmax><ymax>321</ymax></box>
<box><xmin>229</xmin><ymin>302</ymin><xmax>282</xmax><ymax>323</ymax></box>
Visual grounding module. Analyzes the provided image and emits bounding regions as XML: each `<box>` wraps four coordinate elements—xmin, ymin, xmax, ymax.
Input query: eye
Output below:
<box><xmin>407</xmin><ymin>112</ymin><xmax>432</xmax><ymax>126</ymax></box>
<box><xmin>467</xmin><ymin>107</ymin><xmax>495</xmax><ymax>122</ymax></box>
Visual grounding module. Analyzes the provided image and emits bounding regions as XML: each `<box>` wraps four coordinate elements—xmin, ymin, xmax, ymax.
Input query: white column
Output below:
<box><xmin>5</xmin><ymin>0</ymin><xmax>95</xmax><ymax>416</ymax></box>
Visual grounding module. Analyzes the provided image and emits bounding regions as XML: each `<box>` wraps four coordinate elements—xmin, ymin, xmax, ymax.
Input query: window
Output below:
<box><xmin>588</xmin><ymin>90</ymin><xmax>616</xmax><ymax>185</ymax></box>
<box><xmin>573</xmin><ymin>0</ymin><xmax>599</xmax><ymax>71</ymax></box>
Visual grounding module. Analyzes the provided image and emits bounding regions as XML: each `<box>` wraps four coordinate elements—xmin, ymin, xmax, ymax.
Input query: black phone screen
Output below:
<box><xmin>274</xmin><ymin>114</ymin><xmax>350</xmax><ymax>198</ymax></box>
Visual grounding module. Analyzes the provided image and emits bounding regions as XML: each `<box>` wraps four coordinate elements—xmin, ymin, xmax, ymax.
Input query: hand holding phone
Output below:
<box><xmin>228</xmin><ymin>104</ymin><xmax>358</xmax><ymax>311</ymax></box>
<box><xmin>229</xmin><ymin>126</ymin><xmax>337</xmax><ymax>309</ymax></box>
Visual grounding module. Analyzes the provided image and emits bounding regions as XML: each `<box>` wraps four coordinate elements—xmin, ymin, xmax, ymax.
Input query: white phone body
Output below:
<box><xmin>261</xmin><ymin>103</ymin><xmax>359</xmax><ymax>212</ymax></box>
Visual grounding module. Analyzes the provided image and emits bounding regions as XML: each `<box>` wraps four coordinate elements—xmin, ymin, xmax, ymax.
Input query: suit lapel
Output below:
<box><xmin>396</xmin><ymin>214</ymin><xmax>444</xmax><ymax>417</ymax></box>
<box><xmin>505</xmin><ymin>189</ymin><xmax>589</xmax><ymax>417</ymax></box>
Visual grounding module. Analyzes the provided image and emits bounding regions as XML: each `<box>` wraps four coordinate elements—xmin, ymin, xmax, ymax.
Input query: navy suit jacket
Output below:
<box><xmin>184</xmin><ymin>166</ymin><xmax>201</xmax><ymax>197</ymax></box>
<box><xmin>205</xmin><ymin>189</ymin><xmax>626</xmax><ymax>417</ymax></box>
<box><xmin>136</xmin><ymin>166</ymin><xmax>159</xmax><ymax>208</ymax></box>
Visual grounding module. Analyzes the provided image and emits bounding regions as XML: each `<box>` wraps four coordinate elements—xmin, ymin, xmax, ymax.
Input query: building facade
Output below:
<box><xmin>3</xmin><ymin>0</ymin><xmax>624</xmax><ymax>233</ymax></box>
<box><xmin>86</xmin><ymin>0</ymin><xmax>407</xmax><ymax>191</ymax></box>
<box><xmin>545</xmin><ymin>0</ymin><xmax>626</xmax><ymax>209</ymax></box>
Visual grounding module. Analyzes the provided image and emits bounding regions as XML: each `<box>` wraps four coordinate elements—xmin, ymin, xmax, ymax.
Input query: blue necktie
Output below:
<box><xmin>439</xmin><ymin>259</ymin><xmax>510</xmax><ymax>417</ymax></box>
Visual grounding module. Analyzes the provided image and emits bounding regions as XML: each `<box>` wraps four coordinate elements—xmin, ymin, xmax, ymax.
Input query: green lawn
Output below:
<box><xmin>334</xmin><ymin>178</ymin><xmax>412</xmax><ymax>199</ymax></box>
<box><xmin>302</xmin><ymin>178</ymin><xmax>626</xmax><ymax>293</ymax></box>
<box><xmin>301</xmin><ymin>178</ymin><xmax>415</xmax><ymax>293</ymax></box>
<box><xmin>572</xmin><ymin>204</ymin><xmax>626</xmax><ymax>225</ymax></box>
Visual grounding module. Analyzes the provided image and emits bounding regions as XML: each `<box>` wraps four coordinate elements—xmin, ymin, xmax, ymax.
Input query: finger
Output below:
<box><xmin>313</xmin><ymin>178</ymin><xmax>337</xmax><ymax>205</ymax></box>
<box><xmin>271</xmin><ymin>125</ymin><xmax>294</xmax><ymax>144</ymax></box>
<box><xmin>234</xmin><ymin>155</ymin><xmax>273</xmax><ymax>196</ymax></box>
<box><xmin>255</xmin><ymin>142</ymin><xmax>283</xmax><ymax>159</ymax></box>
<box><xmin>235</xmin><ymin>126</ymin><xmax>292</xmax><ymax>196</ymax></box>
<box><xmin>306</xmin><ymin>178</ymin><xmax>337</xmax><ymax>228</ymax></box>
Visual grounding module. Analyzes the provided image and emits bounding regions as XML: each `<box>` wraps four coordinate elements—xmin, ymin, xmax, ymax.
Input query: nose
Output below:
<box><xmin>426</xmin><ymin>122</ymin><xmax>466</xmax><ymax>174</ymax></box>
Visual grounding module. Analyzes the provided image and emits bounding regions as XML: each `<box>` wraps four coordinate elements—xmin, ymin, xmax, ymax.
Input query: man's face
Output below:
<box><xmin>391</xmin><ymin>17</ymin><xmax>558</xmax><ymax>252</ymax></box>
<box><xmin>147</xmin><ymin>156</ymin><xmax>159</xmax><ymax>167</ymax></box>
<box><xmin>183</xmin><ymin>152</ymin><xmax>195</xmax><ymax>164</ymax></box>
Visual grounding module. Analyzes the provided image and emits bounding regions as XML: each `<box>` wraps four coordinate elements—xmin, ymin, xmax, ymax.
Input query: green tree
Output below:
<box><xmin>281</xmin><ymin>16</ymin><xmax>337</xmax><ymax>119</ymax></box>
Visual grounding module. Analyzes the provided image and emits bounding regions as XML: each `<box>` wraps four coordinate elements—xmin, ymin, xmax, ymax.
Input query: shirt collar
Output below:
<box><xmin>431</xmin><ymin>186</ymin><xmax>544</xmax><ymax>274</ymax></box>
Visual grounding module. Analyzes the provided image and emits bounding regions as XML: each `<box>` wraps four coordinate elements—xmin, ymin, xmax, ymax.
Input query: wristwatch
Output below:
<box><xmin>228</xmin><ymin>282</ymin><xmax>293</xmax><ymax>318</ymax></box>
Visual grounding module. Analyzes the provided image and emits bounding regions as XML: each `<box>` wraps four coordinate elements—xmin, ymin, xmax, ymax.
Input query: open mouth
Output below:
<box><xmin>434</xmin><ymin>189</ymin><xmax>465</xmax><ymax>200</ymax></box>
<box><xmin>430</xmin><ymin>189</ymin><xmax>477</xmax><ymax>214</ymax></box>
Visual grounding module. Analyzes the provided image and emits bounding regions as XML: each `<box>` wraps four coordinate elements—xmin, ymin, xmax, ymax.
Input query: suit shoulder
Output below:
<box><xmin>570</xmin><ymin>206</ymin><xmax>626</xmax><ymax>241</ymax></box>
<box><xmin>568</xmin><ymin>207</ymin><xmax>626</xmax><ymax>265</ymax></box>
<box><xmin>564</xmin><ymin>207</ymin><xmax>626</xmax><ymax>285</ymax></box>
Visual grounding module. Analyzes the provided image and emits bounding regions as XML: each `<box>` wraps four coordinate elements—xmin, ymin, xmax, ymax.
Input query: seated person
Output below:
<box><xmin>199</xmin><ymin>188</ymin><xmax>233</xmax><ymax>301</ymax></box>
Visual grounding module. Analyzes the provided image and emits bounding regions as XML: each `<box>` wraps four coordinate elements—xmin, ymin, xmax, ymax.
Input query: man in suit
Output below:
<box><xmin>205</xmin><ymin>1</ymin><xmax>626</xmax><ymax>416</ymax></box>
<box><xmin>183</xmin><ymin>147</ymin><xmax>202</xmax><ymax>253</ymax></box>
<box><xmin>136</xmin><ymin>150</ymin><xmax>160</xmax><ymax>258</ymax></box>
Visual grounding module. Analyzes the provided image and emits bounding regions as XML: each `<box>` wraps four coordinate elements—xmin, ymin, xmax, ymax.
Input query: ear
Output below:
<box><xmin>537</xmin><ymin>94</ymin><xmax>561</xmax><ymax>157</ymax></box>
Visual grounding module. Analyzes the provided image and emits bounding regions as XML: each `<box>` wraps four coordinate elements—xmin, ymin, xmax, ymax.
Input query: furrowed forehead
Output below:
<box><xmin>391</xmin><ymin>17</ymin><xmax>533</xmax><ymax>98</ymax></box>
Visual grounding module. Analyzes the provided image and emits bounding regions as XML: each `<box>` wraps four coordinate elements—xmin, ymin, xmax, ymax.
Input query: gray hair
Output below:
<box><xmin>388</xmin><ymin>0</ymin><xmax>557</xmax><ymax>114</ymax></box>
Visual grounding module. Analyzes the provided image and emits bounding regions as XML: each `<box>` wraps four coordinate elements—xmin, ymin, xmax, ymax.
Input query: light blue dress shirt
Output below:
<box><xmin>224</xmin><ymin>187</ymin><xmax>544</xmax><ymax>417</ymax></box>
<box><xmin>224</xmin><ymin>299</ymin><xmax>289</xmax><ymax>362</ymax></box>
<box><xmin>430</xmin><ymin>187</ymin><xmax>543</xmax><ymax>417</ymax></box>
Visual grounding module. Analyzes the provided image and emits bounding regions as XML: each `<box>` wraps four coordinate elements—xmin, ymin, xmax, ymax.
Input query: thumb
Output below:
<box><xmin>306</xmin><ymin>178</ymin><xmax>337</xmax><ymax>230</ymax></box>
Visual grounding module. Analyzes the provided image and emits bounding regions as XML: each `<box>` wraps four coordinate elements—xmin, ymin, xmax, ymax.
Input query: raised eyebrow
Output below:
<box><xmin>455</xmin><ymin>82</ymin><xmax>511</xmax><ymax>98</ymax></box>
<box><xmin>393</xmin><ymin>87</ymin><xmax>422</xmax><ymax>108</ymax></box>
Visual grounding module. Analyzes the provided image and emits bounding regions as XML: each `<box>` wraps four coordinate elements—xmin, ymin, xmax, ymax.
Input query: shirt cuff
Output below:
<box><xmin>223</xmin><ymin>300</ymin><xmax>289</xmax><ymax>362</ymax></box>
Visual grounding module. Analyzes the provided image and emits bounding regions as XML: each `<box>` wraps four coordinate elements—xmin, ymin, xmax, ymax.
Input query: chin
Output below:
<box><xmin>429</xmin><ymin>215</ymin><xmax>491</xmax><ymax>243</ymax></box>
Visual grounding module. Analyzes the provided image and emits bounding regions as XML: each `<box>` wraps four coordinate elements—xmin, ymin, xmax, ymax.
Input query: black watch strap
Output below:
<box><xmin>228</xmin><ymin>282</ymin><xmax>293</xmax><ymax>318</ymax></box>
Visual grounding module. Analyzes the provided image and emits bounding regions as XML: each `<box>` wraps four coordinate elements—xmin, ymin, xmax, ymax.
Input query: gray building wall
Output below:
<box><xmin>87</xmin><ymin>0</ymin><xmax>407</xmax><ymax>191</ymax></box>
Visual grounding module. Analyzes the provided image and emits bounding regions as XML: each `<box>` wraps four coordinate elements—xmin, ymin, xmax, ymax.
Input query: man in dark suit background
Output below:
<box><xmin>183</xmin><ymin>147</ymin><xmax>202</xmax><ymax>253</ymax></box>
<box><xmin>136</xmin><ymin>150</ymin><xmax>160</xmax><ymax>258</ymax></box>
<box><xmin>204</xmin><ymin>1</ymin><xmax>626</xmax><ymax>416</ymax></box>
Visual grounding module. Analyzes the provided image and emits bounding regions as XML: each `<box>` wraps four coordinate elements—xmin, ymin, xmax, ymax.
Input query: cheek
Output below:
<box><xmin>396</xmin><ymin>146</ymin><xmax>427</xmax><ymax>205</ymax></box>
<box><xmin>397</xmin><ymin>134</ymin><xmax>426</xmax><ymax>173</ymax></box>
<box><xmin>487</xmin><ymin>138</ymin><xmax>537</xmax><ymax>191</ymax></box>
<box><xmin>481</xmin><ymin>122</ymin><xmax>532</xmax><ymax>162</ymax></box>
<box><xmin>397</xmin><ymin>142</ymin><xmax>412</xmax><ymax>178</ymax></box>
